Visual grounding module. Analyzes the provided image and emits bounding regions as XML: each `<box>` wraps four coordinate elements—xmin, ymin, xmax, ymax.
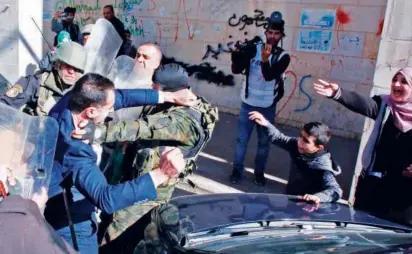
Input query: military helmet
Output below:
<box><xmin>153</xmin><ymin>63</ymin><xmax>190</xmax><ymax>92</ymax></box>
<box><xmin>51</xmin><ymin>41</ymin><xmax>86</xmax><ymax>72</ymax></box>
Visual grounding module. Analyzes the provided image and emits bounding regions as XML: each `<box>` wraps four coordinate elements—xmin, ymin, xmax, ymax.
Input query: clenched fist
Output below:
<box><xmin>159</xmin><ymin>147</ymin><xmax>185</xmax><ymax>178</ymax></box>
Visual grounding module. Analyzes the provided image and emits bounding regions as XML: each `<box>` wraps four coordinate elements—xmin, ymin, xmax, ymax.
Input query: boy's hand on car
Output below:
<box><xmin>249</xmin><ymin>111</ymin><xmax>269</xmax><ymax>127</ymax></box>
<box><xmin>298</xmin><ymin>194</ymin><xmax>321</xmax><ymax>204</ymax></box>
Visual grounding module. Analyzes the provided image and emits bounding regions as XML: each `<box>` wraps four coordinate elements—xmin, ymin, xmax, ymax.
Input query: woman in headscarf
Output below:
<box><xmin>313</xmin><ymin>67</ymin><xmax>412</xmax><ymax>225</ymax></box>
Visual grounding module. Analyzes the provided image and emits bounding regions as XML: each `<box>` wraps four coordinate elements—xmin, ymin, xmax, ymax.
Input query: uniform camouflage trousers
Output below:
<box><xmin>103</xmin><ymin>180</ymin><xmax>176</xmax><ymax>243</ymax></box>
<box><xmin>134</xmin><ymin>203</ymin><xmax>194</xmax><ymax>254</ymax></box>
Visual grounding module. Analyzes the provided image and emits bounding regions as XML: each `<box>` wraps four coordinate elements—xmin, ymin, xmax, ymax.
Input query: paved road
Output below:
<box><xmin>174</xmin><ymin>112</ymin><xmax>361</xmax><ymax>201</ymax></box>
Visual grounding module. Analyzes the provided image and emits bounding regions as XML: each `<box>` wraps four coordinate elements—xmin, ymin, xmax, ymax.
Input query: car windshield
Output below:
<box><xmin>179</xmin><ymin>230</ymin><xmax>412</xmax><ymax>254</ymax></box>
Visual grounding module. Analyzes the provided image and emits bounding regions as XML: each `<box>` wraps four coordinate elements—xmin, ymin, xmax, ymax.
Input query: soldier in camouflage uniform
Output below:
<box><xmin>74</xmin><ymin>63</ymin><xmax>218</xmax><ymax>253</ymax></box>
<box><xmin>0</xmin><ymin>41</ymin><xmax>86</xmax><ymax>116</ymax></box>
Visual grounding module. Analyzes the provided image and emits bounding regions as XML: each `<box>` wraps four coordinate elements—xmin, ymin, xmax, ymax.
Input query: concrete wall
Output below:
<box><xmin>0</xmin><ymin>1</ymin><xmax>18</xmax><ymax>85</ymax></box>
<box><xmin>19</xmin><ymin>0</ymin><xmax>44</xmax><ymax>77</ymax></box>
<box><xmin>39</xmin><ymin>0</ymin><xmax>386</xmax><ymax>138</ymax></box>
<box><xmin>0</xmin><ymin>0</ymin><xmax>43</xmax><ymax>86</ymax></box>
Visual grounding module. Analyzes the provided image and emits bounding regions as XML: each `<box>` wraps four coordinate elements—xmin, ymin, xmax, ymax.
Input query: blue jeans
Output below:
<box><xmin>57</xmin><ymin>218</ymin><xmax>98</xmax><ymax>254</ymax></box>
<box><xmin>233</xmin><ymin>102</ymin><xmax>276</xmax><ymax>174</ymax></box>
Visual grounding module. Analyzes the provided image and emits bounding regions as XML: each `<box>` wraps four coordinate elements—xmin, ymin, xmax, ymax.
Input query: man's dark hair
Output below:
<box><xmin>68</xmin><ymin>73</ymin><xmax>114</xmax><ymax>113</ymax></box>
<box><xmin>124</xmin><ymin>29</ymin><xmax>130</xmax><ymax>34</ymax></box>
<box><xmin>64</xmin><ymin>7</ymin><xmax>76</xmax><ymax>14</ymax></box>
<box><xmin>104</xmin><ymin>5</ymin><xmax>114</xmax><ymax>12</ymax></box>
<box><xmin>302</xmin><ymin>122</ymin><xmax>331</xmax><ymax>146</ymax></box>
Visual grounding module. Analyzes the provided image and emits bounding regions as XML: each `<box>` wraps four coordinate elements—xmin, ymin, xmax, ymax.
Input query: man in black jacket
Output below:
<box><xmin>52</xmin><ymin>7</ymin><xmax>82</xmax><ymax>45</ymax></box>
<box><xmin>103</xmin><ymin>5</ymin><xmax>126</xmax><ymax>56</ymax></box>
<box><xmin>230</xmin><ymin>11</ymin><xmax>291</xmax><ymax>186</ymax></box>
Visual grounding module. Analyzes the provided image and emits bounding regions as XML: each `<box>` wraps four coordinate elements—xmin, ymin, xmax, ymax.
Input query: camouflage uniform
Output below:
<box><xmin>0</xmin><ymin>72</ymin><xmax>66</xmax><ymax>116</ymax></box>
<box><xmin>94</xmin><ymin>96</ymin><xmax>218</xmax><ymax>248</ymax></box>
<box><xmin>0</xmin><ymin>41</ymin><xmax>86</xmax><ymax>116</ymax></box>
<box><xmin>133</xmin><ymin>203</ymin><xmax>195</xmax><ymax>254</ymax></box>
<box><xmin>35</xmin><ymin>72</ymin><xmax>71</xmax><ymax>115</ymax></box>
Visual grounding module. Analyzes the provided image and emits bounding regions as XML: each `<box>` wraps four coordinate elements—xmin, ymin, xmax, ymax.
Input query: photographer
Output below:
<box><xmin>52</xmin><ymin>7</ymin><xmax>82</xmax><ymax>46</ymax></box>
<box><xmin>230</xmin><ymin>11</ymin><xmax>291</xmax><ymax>186</ymax></box>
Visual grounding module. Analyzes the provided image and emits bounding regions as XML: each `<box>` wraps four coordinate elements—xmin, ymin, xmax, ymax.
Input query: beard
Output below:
<box><xmin>267</xmin><ymin>38</ymin><xmax>280</xmax><ymax>46</ymax></box>
<box><xmin>63</xmin><ymin>18</ymin><xmax>74</xmax><ymax>25</ymax></box>
<box><xmin>134</xmin><ymin>64</ymin><xmax>154</xmax><ymax>81</ymax></box>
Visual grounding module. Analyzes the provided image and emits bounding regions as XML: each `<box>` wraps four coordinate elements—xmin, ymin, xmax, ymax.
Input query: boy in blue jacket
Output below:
<box><xmin>249</xmin><ymin>111</ymin><xmax>342</xmax><ymax>203</ymax></box>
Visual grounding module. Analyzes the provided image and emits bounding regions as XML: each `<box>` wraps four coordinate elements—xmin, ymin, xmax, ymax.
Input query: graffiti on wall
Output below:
<box><xmin>43</xmin><ymin>0</ymin><xmax>385</xmax><ymax>136</ymax></box>
<box><xmin>228</xmin><ymin>9</ymin><xmax>269</xmax><ymax>30</ymax></box>
<box><xmin>162</xmin><ymin>56</ymin><xmax>235</xmax><ymax>86</ymax></box>
<box><xmin>202</xmin><ymin>43</ymin><xmax>233</xmax><ymax>60</ymax></box>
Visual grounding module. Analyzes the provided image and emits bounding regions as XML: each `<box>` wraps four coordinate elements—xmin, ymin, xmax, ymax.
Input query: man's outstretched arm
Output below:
<box><xmin>74</xmin><ymin>113</ymin><xmax>199</xmax><ymax>147</ymax></box>
<box><xmin>70</xmin><ymin>145</ymin><xmax>184</xmax><ymax>214</ymax></box>
<box><xmin>114</xmin><ymin>89</ymin><xmax>197</xmax><ymax>110</ymax></box>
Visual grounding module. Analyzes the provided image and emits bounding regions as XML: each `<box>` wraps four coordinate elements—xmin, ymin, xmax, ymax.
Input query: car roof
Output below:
<box><xmin>169</xmin><ymin>193</ymin><xmax>412</xmax><ymax>233</ymax></box>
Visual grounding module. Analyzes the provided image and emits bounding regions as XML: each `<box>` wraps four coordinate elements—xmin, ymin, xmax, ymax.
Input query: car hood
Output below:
<box><xmin>168</xmin><ymin>193</ymin><xmax>411</xmax><ymax>234</ymax></box>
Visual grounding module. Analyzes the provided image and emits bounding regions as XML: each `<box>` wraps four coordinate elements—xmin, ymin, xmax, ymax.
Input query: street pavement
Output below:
<box><xmin>174</xmin><ymin>112</ymin><xmax>361</xmax><ymax>201</ymax></box>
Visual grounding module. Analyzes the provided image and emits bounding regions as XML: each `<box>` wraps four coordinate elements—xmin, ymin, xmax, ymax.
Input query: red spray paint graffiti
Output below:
<box><xmin>148</xmin><ymin>0</ymin><xmax>156</xmax><ymax>11</ymax></box>
<box><xmin>336</xmin><ymin>6</ymin><xmax>351</xmax><ymax>46</ymax></box>
<box><xmin>174</xmin><ymin>0</ymin><xmax>202</xmax><ymax>41</ymax></box>
<box><xmin>336</xmin><ymin>6</ymin><xmax>351</xmax><ymax>27</ymax></box>
<box><xmin>376</xmin><ymin>18</ymin><xmax>384</xmax><ymax>36</ymax></box>
<box><xmin>156</xmin><ymin>21</ymin><xmax>162</xmax><ymax>44</ymax></box>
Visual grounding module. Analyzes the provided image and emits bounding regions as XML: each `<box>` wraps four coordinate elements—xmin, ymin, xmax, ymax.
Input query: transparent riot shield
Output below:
<box><xmin>84</xmin><ymin>18</ymin><xmax>123</xmax><ymax>77</ymax></box>
<box><xmin>107</xmin><ymin>55</ymin><xmax>153</xmax><ymax>89</ymax></box>
<box><xmin>107</xmin><ymin>55</ymin><xmax>136</xmax><ymax>89</ymax></box>
<box><xmin>0</xmin><ymin>103</ymin><xmax>58</xmax><ymax>200</ymax></box>
<box><xmin>0</xmin><ymin>73</ymin><xmax>10</xmax><ymax>94</ymax></box>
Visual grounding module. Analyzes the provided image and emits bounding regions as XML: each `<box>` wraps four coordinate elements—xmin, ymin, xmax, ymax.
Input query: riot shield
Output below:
<box><xmin>107</xmin><ymin>55</ymin><xmax>136</xmax><ymax>89</ymax></box>
<box><xmin>107</xmin><ymin>55</ymin><xmax>153</xmax><ymax>89</ymax></box>
<box><xmin>0</xmin><ymin>73</ymin><xmax>10</xmax><ymax>94</ymax></box>
<box><xmin>84</xmin><ymin>18</ymin><xmax>123</xmax><ymax>76</ymax></box>
<box><xmin>0</xmin><ymin>103</ymin><xmax>58</xmax><ymax>200</ymax></box>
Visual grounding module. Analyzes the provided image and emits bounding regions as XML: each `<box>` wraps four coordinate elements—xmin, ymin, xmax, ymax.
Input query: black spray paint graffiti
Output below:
<box><xmin>162</xmin><ymin>56</ymin><xmax>235</xmax><ymax>87</ymax></box>
<box><xmin>202</xmin><ymin>36</ymin><xmax>262</xmax><ymax>61</ymax></box>
<box><xmin>228</xmin><ymin>9</ymin><xmax>269</xmax><ymax>31</ymax></box>
<box><xmin>202</xmin><ymin>42</ymin><xmax>234</xmax><ymax>60</ymax></box>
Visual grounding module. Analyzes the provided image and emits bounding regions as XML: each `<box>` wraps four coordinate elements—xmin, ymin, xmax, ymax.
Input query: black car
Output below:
<box><xmin>170</xmin><ymin>193</ymin><xmax>412</xmax><ymax>253</ymax></box>
<box><xmin>101</xmin><ymin>193</ymin><xmax>412</xmax><ymax>254</ymax></box>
